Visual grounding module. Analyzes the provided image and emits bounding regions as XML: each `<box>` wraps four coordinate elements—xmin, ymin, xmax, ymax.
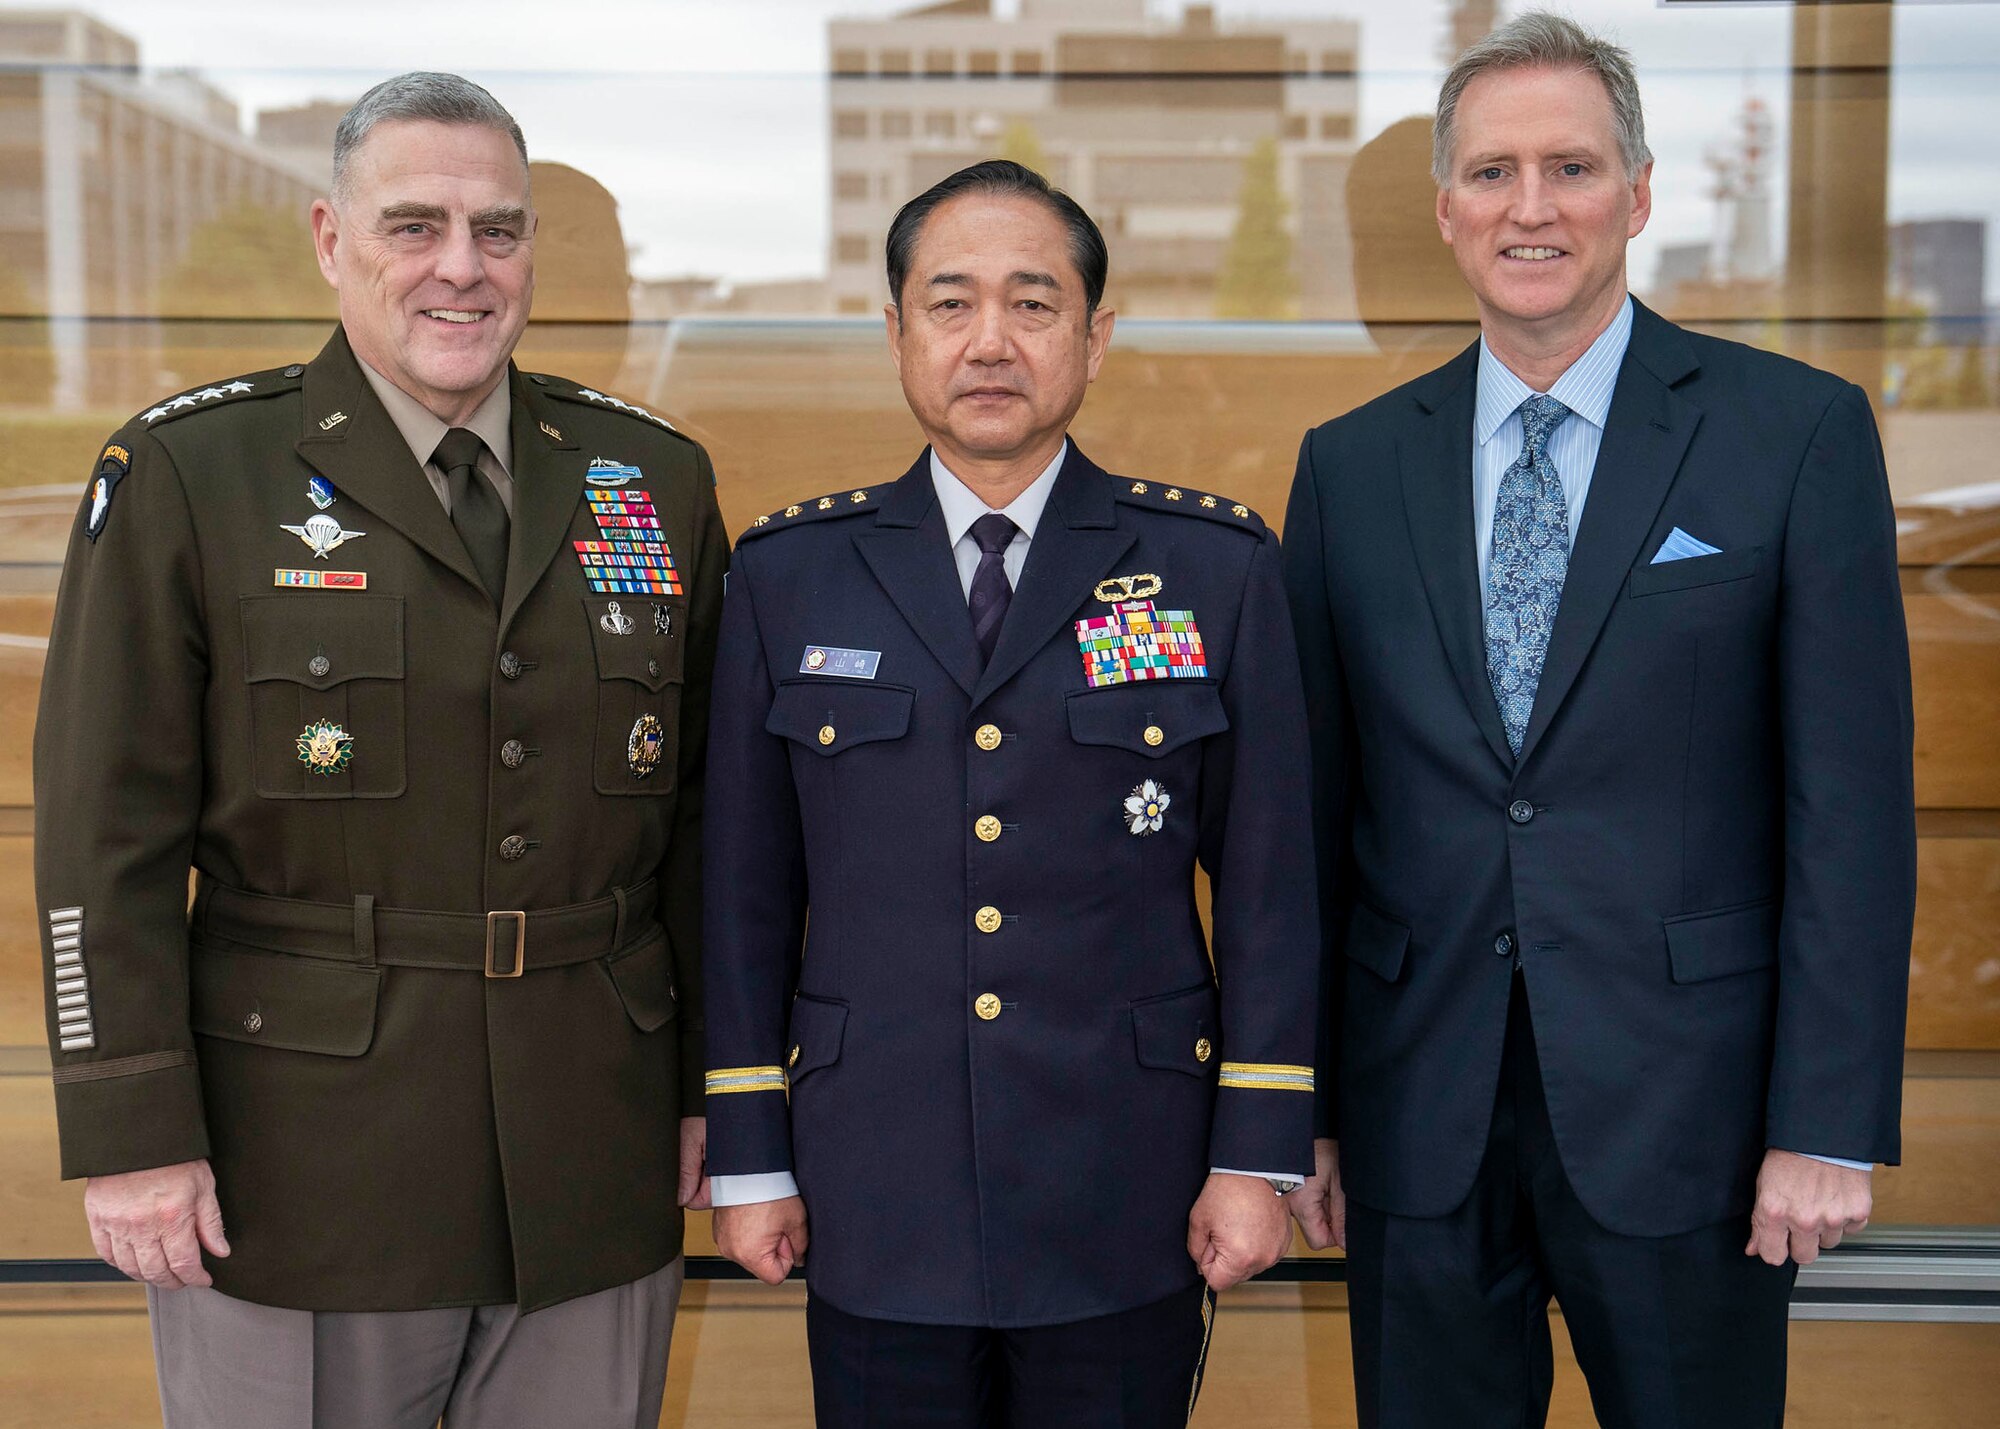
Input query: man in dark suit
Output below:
<box><xmin>702</xmin><ymin>161</ymin><xmax>1319</xmax><ymax>1427</ymax></box>
<box><xmin>1281</xmin><ymin>13</ymin><xmax>1915</xmax><ymax>1426</ymax></box>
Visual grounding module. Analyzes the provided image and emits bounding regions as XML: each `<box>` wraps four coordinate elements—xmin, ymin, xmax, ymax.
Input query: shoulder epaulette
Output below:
<box><xmin>739</xmin><ymin>486</ymin><xmax>882</xmax><ymax>540</ymax></box>
<box><xmin>1112</xmin><ymin>478</ymin><xmax>1267</xmax><ymax>535</ymax></box>
<box><xmin>130</xmin><ymin>365</ymin><xmax>300</xmax><ymax>429</ymax></box>
<box><xmin>531</xmin><ymin>376</ymin><xmax>694</xmax><ymax>442</ymax></box>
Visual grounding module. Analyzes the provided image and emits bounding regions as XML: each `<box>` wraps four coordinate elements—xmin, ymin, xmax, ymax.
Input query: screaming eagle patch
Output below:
<box><xmin>84</xmin><ymin>443</ymin><xmax>131</xmax><ymax>543</ymax></box>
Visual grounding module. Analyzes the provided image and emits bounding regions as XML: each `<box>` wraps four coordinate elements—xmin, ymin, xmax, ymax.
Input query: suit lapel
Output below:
<box><xmin>853</xmin><ymin>454</ymin><xmax>985</xmax><ymax>698</ymax></box>
<box><xmin>500</xmin><ymin>376</ymin><xmax>584</xmax><ymax>635</ymax></box>
<box><xmin>972</xmin><ymin>444</ymin><xmax>1132</xmax><ymax>707</ymax></box>
<box><xmin>1518</xmin><ymin>306</ymin><xmax>1701</xmax><ymax>764</ymax></box>
<box><xmin>294</xmin><ymin>329</ymin><xmax>484</xmax><ymax>596</ymax></box>
<box><xmin>1398</xmin><ymin>345</ymin><xmax>1515</xmax><ymax>770</ymax></box>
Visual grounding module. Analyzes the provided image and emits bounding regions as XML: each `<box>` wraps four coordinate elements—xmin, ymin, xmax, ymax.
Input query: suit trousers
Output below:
<box><xmin>1344</xmin><ymin>978</ymin><xmax>1797</xmax><ymax>1429</ymax></box>
<box><xmin>147</xmin><ymin>1256</ymin><xmax>682</xmax><ymax>1429</ymax></box>
<box><xmin>806</xmin><ymin>1281</ymin><xmax>1216</xmax><ymax>1429</ymax></box>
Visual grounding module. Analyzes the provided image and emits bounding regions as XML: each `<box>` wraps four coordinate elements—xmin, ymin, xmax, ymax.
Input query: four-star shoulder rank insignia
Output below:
<box><xmin>140</xmin><ymin>379</ymin><xmax>254</xmax><ymax>423</ymax></box>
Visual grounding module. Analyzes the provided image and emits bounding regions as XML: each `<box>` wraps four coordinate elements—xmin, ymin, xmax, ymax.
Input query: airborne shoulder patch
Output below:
<box><xmin>83</xmin><ymin>443</ymin><xmax>131</xmax><ymax>543</ymax></box>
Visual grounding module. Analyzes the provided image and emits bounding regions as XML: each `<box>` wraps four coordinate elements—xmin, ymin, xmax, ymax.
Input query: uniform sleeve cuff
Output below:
<box><xmin>52</xmin><ymin>1053</ymin><xmax>209</xmax><ymax>1179</ymax></box>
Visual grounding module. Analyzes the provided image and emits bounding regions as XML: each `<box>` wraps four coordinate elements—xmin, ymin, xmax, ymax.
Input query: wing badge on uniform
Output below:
<box><xmin>628</xmin><ymin>713</ymin><xmax>665</xmax><ymax>778</ymax></box>
<box><xmin>297</xmin><ymin>720</ymin><xmax>354</xmax><ymax>775</ymax></box>
<box><xmin>1125</xmin><ymin>780</ymin><xmax>1170</xmax><ymax>836</ymax></box>
<box><xmin>1075</xmin><ymin>583</ymin><xmax>1208</xmax><ymax>689</ymax></box>
<box><xmin>280</xmin><ymin>513</ymin><xmax>365</xmax><ymax>559</ymax></box>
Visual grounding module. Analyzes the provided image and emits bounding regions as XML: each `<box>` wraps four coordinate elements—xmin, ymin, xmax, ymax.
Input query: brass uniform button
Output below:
<box><xmin>499</xmin><ymin>834</ymin><xmax>528</xmax><ymax>861</ymax></box>
<box><xmin>499</xmin><ymin>651</ymin><xmax>523</xmax><ymax>680</ymax></box>
<box><xmin>1194</xmin><ymin>1037</ymin><xmax>1212</xmax><ymax>1063</ymax></box>
<box><xmin>975</xmin><ymin>993</ymin><xmax>1002</xmax><ymax>1021</ymax></box>
<box><xmin>308</xmin><ymin>655</ymin><xmax>331</xmax><ymax>678</ymax></box>
<box><xmin>975</xmin><ymin>723</ymin><xmax>1003</xmax><ymax>751</ymax></box>
<box><xmin>1143</xmin><ymin>725</ymin><xmax>1164</xmax><ymax>747</ymax></box>
<box><xmin>647</xmin><ymin>658</ymin><xmax>661</xmax><ymax>678</ymax></box>
<box><xmin>818</xmin><ymin>725</ymin><xmax>837</xmax><ymax>746</ymax></box>
<box><xmin>500</xmin><ymin>739</ymin><xmax>525</xmax><ymax>769</ymax></box>
<box><xmin>788</xmin><ymin>1044</ymin><xmax>801</xmax><ymax>1068</ymax></box>
<box><xmin>975</xmin><ymin>815</ymin><xmax>1002</xmax><ymax>843</ymax></box>
<box><xmin>975</xmin><ymin>905</ymin><xmax>1003</xmax><ymax>934</ymax></box>
<box><xmin>244</xmin><ymin>1011</ymin><xmax>263</xmax><ymax>1034</ymax></box>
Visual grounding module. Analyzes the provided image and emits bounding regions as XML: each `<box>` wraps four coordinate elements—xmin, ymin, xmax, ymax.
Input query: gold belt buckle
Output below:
<box><xmin>485</xmin><ymin>911</ymin><xmax>527</xmax><ymax>978</ymax></box>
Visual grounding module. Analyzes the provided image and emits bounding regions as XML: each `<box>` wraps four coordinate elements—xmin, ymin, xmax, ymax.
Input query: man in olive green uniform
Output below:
<box><xmin>34</xmin><ymin>73</ymin><xmax>721</xmax><ymax>1428</ymax></box>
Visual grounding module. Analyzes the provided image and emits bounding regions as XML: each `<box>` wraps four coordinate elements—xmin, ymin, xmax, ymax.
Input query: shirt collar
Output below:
<box><xmin>929</xmin><ymin>438</ymin><xmax>1068</xmax><ymax>546</ymax></box>
<box><xmin>1474</xmin><ymin>294</ymin><xmax>1633</xmax><ymax>447</ymax></box>
<box><xmin>358</xmin><ymin>360</ymin><xmax>516</xmax><ymax>477</ymax></box>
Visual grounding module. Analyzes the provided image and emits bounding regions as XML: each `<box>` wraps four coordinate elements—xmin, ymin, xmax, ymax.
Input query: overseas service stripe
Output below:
<box><xmin>1217</xmin><ymin>1061</ymin><xmax>1315</xmax><ymax>1092</ymax></box>
<box><xmin>705</xmin><ymin>1066</ymin><xmax>788</xmax><ymax>1095</ymax></box>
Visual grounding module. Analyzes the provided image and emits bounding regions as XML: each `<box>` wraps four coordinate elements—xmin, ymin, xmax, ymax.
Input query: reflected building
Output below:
<box><xmin>1890</xmin><ymin>219</ymin><xmax>1988</xmax><ymax>343</ymax></box>
<box><xmin>827</xmin><ymin>0</ymin><xmax>1361</xmax><ymax>319</ymax></box>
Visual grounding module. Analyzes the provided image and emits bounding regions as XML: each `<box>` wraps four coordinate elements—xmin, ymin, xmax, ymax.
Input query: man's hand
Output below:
<box><xmin>1186</xmin><ymin>1172</ymin><xmax>1291</xmax><ymax>1292</ymax></box>
<box><xmin>84</xmin><ymin>1159</ymin><xmax>229</xmax><ymax>1291</ymax></box>
<box><xmin>714</xmin><ymin>1196</ymin><xmax>809</xmax><ymax>1285</ymax></box>
<box><xmin>1286</xmin><ymin>1137</ymin><xmax>1346</xmax><ymax>1251</ymax></box>
<box><xmin>677</xmin><ymin>1117</ymin><xmax>711</xmax><ymax>1210</ymax></box>
<box><xmin>1745</xmin><ymin>1149</ymin><xmax>1871</xmax><ymax>1267</ymax></box>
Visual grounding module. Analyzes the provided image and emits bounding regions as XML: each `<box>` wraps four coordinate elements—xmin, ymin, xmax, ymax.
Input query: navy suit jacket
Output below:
<box><xmin>704</xmin><ymin>445</ymin><xmax>1318</xmax><ymax>1326</ymax></box>
<box><xmin>1282</xmin><ymin>300</ymin><xmax>1916</xmax><ymax>1236</ymax></box>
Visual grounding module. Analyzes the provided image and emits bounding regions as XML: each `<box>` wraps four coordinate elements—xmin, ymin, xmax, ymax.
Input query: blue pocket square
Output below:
<box><xmin>1651</xmin><ymin>527</ymin><xmax>1724</xmax><ymax>564</ymax></box>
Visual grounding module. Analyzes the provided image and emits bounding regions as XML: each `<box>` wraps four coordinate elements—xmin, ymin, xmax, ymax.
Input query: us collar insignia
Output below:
<box><xmin>280</xmin><ymin>513</ymin><xmax>365</xmax><ymax>559</ymax></box>
<box><xmin>307</xmin><ymin>476</ymin><xmax>336</xmax><ymax>510</ymax></box>
<box><xmin>1125</xmin><ymin>779</ymin><xmax>1170</xmax><ymax>836</ymax></box>
<box><xmin>84</xmin><ymin>443</ymin><xmax>131</xmax><ymax>543</ymax></box>
<box><xmin>1076</xmin><ymin>598</ymin><xmax>1207</xmax><ymax>688</ymax></box>
<box><xmin>297</xmin><ymin>719</ymin><xmax>354</xmax><ymax>775</ymax></box>
<box><xmin>588</xmin><ymin>458</ymin><xmax>642</xmax><ymax>487</ymax></box>
<box><xmin>318</xmin><ymin>411</ymin><xmax>348</xmax><ymax>432</ymax></box>
<box><xmin>628</xmin><ymin>713</ymin><xmax>665</xmax><ymax>778</ymax></box>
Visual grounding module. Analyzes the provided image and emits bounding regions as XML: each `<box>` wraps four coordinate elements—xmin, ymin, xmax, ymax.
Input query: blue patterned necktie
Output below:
<box><xmin>1484</xmin><ymin>393</ymin><xmax>1573</xmax><ymax>755</ymax></box>
<box><xmin>967</xmin><ymin>512</ymin><xmax>1017</xmax><ymax>666</ymax></box>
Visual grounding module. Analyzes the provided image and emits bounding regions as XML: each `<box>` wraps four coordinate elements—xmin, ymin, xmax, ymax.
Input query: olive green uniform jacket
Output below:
<box><xmin>34</xmin><ymin>328</ymin><xmax>723</xmax><ymax>1313</ymax></box>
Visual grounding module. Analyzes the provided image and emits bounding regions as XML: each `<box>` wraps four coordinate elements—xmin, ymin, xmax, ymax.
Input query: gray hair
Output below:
<box><xmin>1432</xmin><ymin>11</ymin><xmax>1651</xmax><ymax>185</ymax></box>
<box><xmin>330</xmin><ymin>72</ymin><xmax>528</xmax><ymax>202</ymax></box>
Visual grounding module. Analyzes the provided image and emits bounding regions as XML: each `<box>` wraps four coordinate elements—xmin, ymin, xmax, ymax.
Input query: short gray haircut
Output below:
<box><xmin>330</xmin><ymin>72</ymin><xmax>528</xmax><ymax>202</ymax></box>
<box><xmin>1432</xmin><ymin>11</ymin><xmax>1651</xmax><ymax>185</ymax></box>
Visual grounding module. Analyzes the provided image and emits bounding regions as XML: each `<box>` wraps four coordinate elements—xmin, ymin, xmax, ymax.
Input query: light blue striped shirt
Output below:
<box><xmin>1473</xmin><ymin>295</ymin><xmax>1633</xmax><ymax>607</ymax></box>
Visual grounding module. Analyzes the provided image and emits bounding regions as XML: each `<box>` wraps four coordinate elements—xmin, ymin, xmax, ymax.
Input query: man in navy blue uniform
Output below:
<box><xmin>1283</xmin><ymin>14</ymin><xmax>1915</xmax><ymax>1426</ymax></box>
<box><xmin>701</xmin><ymin>161</ymin><xmax>1319</xmax><ymax>1426</ymax></box>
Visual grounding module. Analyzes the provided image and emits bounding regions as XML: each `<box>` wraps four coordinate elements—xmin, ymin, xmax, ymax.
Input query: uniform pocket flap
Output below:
<box><xmin>1626</xmin><ymin>545</ymin><xmax>1763</xmax><ymax>598</ymax></box>
<box><xmin>605</xmin><ymin>929</ymin><xmax>679</xmax><ymax>1033</ymax></box>
<box><xmin>786</xmin><ymin>994</ymin><xmax>849</xmax><ymax>1082</ymax></box>
<box><xmin>588</xmin><ymin>597</ymin><xmax>685</xmax><ymax>691</ymax></box>
<box><xmin>1065</xmin><ymin>681</ymin><xmax>1229</xmax><ymax>757</ymax></box>
<box><xmin>1131</xmin><ymin>982</ymin><xmax>1221</xmax><ymax>1076</ymax></box>
<box><xmin>1664</xmin><ymin>898</ymin><xmax>1779</xmax><ymax>983</ymax></box>
<box><xmin>1345</xmin><ymin>901</ymin><xmax>1411</xmax><ymax>983</ymax></box>
<box><xmin>240</xmin><ymin>595</ymin><xmax>404</xmax><ymax>688</ymax></box>
<box><xmin>189</xmin><ymin>943</ymin><xmax>380</xmax><ymax>1056</ymax></box>
<box><xmin>767</xmin><ymin>680</ymin><xmax>916</xmax><ymax>755</ymax></box>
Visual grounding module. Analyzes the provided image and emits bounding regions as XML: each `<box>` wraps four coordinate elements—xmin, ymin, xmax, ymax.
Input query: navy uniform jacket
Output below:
<box><xmin>703</xmin><ymin>445</ymin><xmax>1318</xmax><ymax>1327</ymax></box>
<box><xmin>1283</xmin><ymin>299</ymin><xmax>1916</xmax><ymax>1237</ymax></box>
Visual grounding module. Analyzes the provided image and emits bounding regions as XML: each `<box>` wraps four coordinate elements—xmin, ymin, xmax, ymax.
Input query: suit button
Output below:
<box><xmin>499</xmin><ymin>651</ymin><xmax>523</xmax><ymax>680</ymax></box>
<box><xmin>975</xmin><ymin>905</ymin><xmax>1003</xmax><ymax>934</ymax></box>
<box><xmin>975</xmin><ymin>723</ymin><xmax>1003</xmax><ymax>751</ymax></box>
<box><xmin>499</xmin><ymin>834</ymin><xmax>528</xmax><ymax>861</ymax></box>
<box><xmin>975</xmin><ymin>815</ymin><xmax>1002</xmax><ymax>842</ymax></box>
<box><xmin>975</xmin><ymin>992</ymin><xmax>1002</xmax><ymax>1021</ymax></box>
<box><xmin>1509</xmin><ymin>799</ymin><xmax>1535</xmax><ymax>825</ymax></box>
<box><xmin>818</xmin><ymin>725</ymin><xmax>837</xmax><ymax>746</ymax></box>
<box><xmin>1194</xmin><ymin>1037</ymin><xmax>1212</xmax><ymax>1063</ymax></box>
<box><xmin>501</xmin><ymin>739</ymin><xmax>525</xmax><ymax>769</ymax></box>
<box><xmin>1143</xmin><ymin>724</ymin><xmax>1164</xmax><ymax>747</ymax></box>
<box><xmin>1494</xmin><ymin>932</ymin><xmax>1514</xmax><ymax>958</ymax></box>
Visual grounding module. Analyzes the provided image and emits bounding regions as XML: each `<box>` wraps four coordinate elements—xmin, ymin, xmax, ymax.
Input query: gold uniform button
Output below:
<box><xmin>975</xmin><ymin>815</ymin><xmax>1002</xmax><ymax>843</ymax></box>
<box><xmin>975</xmin><ymin>993</ymin><xmax>1002</xmax><ymax>1021</ymax></box>
<box><xmin>975</xmin><ymin>905</ymin><xmax>1003</xmax><ymax>934</ymax></box>
<box><xmin>1143</xmin><ymin>724</ymin><xmax>1164</xmax><ymax>747</ymax></box>
<box><xmin>818</xmin><ymin>725</ymin><xmax>836</xmax><ymax>746</ymax></box>
<box><xmin>975</xmin><ymin>723</ymin><xmax>1003</xmax><ymax>751</ymax></box>
<box><xmin>1194</xmin><ymin>1037</ymin><xmax>1213</xmax><ymax>1063</ymax></box>
<box><xmin>788</xmin><ymin>1045</ymin><xmax>801</xmax><ymax>1068</ymax></box>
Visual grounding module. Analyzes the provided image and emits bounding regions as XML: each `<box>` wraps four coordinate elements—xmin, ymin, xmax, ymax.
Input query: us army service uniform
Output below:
<box><xmin>34</xmin><ymin>328</ymin><xmax>722</xmax><ymax>1393</ymax></box>
<box><xmin>702</xmin><ymin>444</ymin><xmax>1320</xmax><ymax>1412</ymax></box>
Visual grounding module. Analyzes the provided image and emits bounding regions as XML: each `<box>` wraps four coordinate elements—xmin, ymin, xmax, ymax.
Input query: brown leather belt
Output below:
<box><xmin>191</xmin><ymin>877</ymin><xmax>659</xmax><ymax>978</ymax></box>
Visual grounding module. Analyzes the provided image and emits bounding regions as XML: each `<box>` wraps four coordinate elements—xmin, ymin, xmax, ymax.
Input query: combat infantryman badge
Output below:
<box><xmin>1125</xmin><ymin>780</ymin><xmax>1170</xmax><ymax>836</ymax></box>
<box><xmin>280</xmin><ymin>513</ymin><xmax>365</xmax><ymax>559</ymax></box>
<box><xmin>628</xmin><ymin>713</ymin><xmax>665</xmax><ymax>777</ymax></box>
<box><xmin>297</xmin><ymin>720</ymin><xmax>354</xmax><ymax>776</ymax></box>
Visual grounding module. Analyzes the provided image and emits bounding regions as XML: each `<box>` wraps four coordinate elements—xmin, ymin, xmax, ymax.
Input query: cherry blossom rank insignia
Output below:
<box><xmin>573</xmin><ymin>488</ymin><xmax>683</xmax><ymax>596</ymax></box>
<box><xmin>1075</xmin><ymin>601</ymin><xmax>1208</xmax><ymax>688</ymax></box>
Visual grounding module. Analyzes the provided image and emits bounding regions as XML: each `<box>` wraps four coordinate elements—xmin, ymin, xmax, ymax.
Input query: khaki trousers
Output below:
<box><xmin>147</xmin><ymin>1256</ymin><xmax>684</xmax><ymax>1429</ymax></box>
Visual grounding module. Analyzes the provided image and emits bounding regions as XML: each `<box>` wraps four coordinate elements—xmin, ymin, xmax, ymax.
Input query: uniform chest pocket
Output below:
<box><xmin>1065</xmin><ymin>680</ymin><xmax>1229</xmax><ymax>756</ymax></box>
<box><xmin>1626</xmin><ymin>545</ymin><xmax>1763</xmax><ymax>598</ymax></box>
<box><xmin>767</xmin><ymin>679</ymin><xmax>916</xmax><ymax>756</ymax></box>
<box><xmin>240</xmin><ymin>596</ymin><xmax>406</xmax><ymax>799</ymax></box>
<box><xmin>588</xmin><ymin>596</ymin><xmax>686</xmax><ymax>795</ymax></box>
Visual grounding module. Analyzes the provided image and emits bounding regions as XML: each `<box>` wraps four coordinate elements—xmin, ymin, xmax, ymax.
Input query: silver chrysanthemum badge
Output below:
<box><xmin>1124</xmin><ymin>779</ymin><xmax>1170</xmax><ymax>836</ymax></box>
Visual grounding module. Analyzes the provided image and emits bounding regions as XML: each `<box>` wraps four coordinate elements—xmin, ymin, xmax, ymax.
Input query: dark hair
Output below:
<box><xmin>884</xmin><ymin>160</ymin><xmax>1109</xmax><ymax>316</ymax></box>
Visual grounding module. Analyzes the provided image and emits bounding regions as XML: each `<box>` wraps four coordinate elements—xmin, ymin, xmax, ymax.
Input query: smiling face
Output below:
<box><xmin>885</xmin><ymin>191</ymin><xmax>1113</xmax><ymax>484</ymax></box>
<box><xmin>310</xmin><ymin>119</ymin><xmax>535</xmax><ymax>424</ymax></box>
<box><xmin>1436</xmin><ymin>64</ymin><xmax>1650</xmax><ymax>355</ymax></box>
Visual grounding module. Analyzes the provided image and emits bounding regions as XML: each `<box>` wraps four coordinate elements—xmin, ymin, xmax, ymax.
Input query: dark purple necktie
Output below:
<box><xmin>967</xmin><ymin>512</ymin><xmax>1017</xmax><ymax>666</ymax></box>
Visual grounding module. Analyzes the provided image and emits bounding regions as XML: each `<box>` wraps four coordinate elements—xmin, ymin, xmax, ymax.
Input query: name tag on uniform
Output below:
<box><xmin>800</xmin><ymin>645</ymin><xmax>881</xmax><ymax>679</ymax></box>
